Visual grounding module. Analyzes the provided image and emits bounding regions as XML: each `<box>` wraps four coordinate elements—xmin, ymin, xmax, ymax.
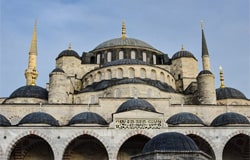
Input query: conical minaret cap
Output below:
<box><xmin>29</xmin><ymin>20</ymin><xmax>37</xmax><ymax>55</ymax></box>
<box><xmin>201</xmin><ymin>21</ymin><xmax>209</xmax><ymax>57</ymax></box>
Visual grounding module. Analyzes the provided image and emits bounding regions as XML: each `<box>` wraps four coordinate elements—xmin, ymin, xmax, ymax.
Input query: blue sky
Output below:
<box><xmin>0</xmin><ymin>0</ymin><xmax>249</xmax><ymax>98</ymax></box>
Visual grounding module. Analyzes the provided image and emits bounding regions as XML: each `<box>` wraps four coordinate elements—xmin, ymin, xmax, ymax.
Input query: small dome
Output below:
<box><xmin>142</xmin><ymin>132</ymin><xmax>199</xmax><ymax>153</ymax></box>
<box><xmin>51</xmin><ymin>68</ymin><xmax>65</xmax><ymax>73</ymax></box>
<box><xmin>9</xmin><ymin>85</ymin><xmax>48</xmax><ymax>100</ymax></box>
<box><xmin>0</xmin><ymin>114</ymin><xmax>11</xmax><ymax>126</ymax></box>
<box><xmin>93</xmin><ymin>37</ymin><xmax>157</xmax><ymax>51</ymax></box>
<box><xmin>102</xmin><ymin>59</ymin><xmax>149</xmax><ymax>67</ymax></box>
<box><xmin>116</xmin><ymin>99</ymin><xmax>156</xmax><ymax>113</ymax></box>
<box><xmin>172</xmin><ymin>50</ymin><xmax>196</xmax><ymax>60</ymax></box>
<box><xmin>68</xmin><ymin>112</ymin><xmax>107</xmax><ymax>125</ymax></box>
<box><xmin>56</xmin><ymin>49</ymin><xmax>80</xmax><ymax>60</ymax></box>
<box><xmin>216</xmin><ymin>87</ymin><xmax>247</xmax><ymax>100</ymax></box>
<box><xmin>166</xmin><ymin>112</ymin><xmax>204</xmax><ymax>125</ymax></box>
<box><xmin>198</xmin><ymin>70</ymin><xmax>213</xmax><ymax>76</ymax></box>
<box><xmin>211</xmin><ymin>112</ymin><xmax>250</xmax><ymax>126</ymax></box>
<box><xmin>18</xmin><ymin>112</ymin><xmax>59</xmax><ymax>126</ymax></box>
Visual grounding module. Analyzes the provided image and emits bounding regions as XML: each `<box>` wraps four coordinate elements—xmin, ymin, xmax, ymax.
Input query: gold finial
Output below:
<box><xmin>219</xmin><ymin>66</ymin><xmax>225</xmax><ymax>88</ymax></box>
<box><xmin>29</xmin><ymin>20</ymin><xmax>37</xmax><ymax>55</ymax></box>
<box><xmin>25</xmin><ymin>20</ymin><xmax>38</xmax><ymax>86</ymax></box>
<box><xmin>200</xmin><ymin>20</ymin><xmax>204</xmax><ymax>30</ymax></box>
<box><xmin>181</xmin><ymin>44</ymin><xmax>185</xmax><ymax>51</ymax></box>
<box><xmin>122</xmin><ymin>21</ymin><xmax>127</xmax><ymax>38</ymax></box>
<box><xmin>68</xmin><ymin>43</ymin><xmax>72</xmax><ymax>50</ymax></box>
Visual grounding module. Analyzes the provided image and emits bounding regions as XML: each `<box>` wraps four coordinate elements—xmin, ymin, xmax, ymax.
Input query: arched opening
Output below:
<box><xmin>106</xmin><ymin>69</ymin><xmax>112</xmax><ymax>79</ymax></box>
<box><xmin>131</xmin><ymin>50</ymin><xmax>136</xmax><ymax>59</ymax></box>
<box><xmin>223</xmin><ymin>134</ymin><xmax>250</xmax><ymax>160</ymax></box>
<box><xmin>119</xmin><ymin>50</ymin><xmax>124</xmax><ymax>59</ymax></box>
<box><xmin>128</xmin><ymin>68</ymin><xmax>135</xmax><ymax>78</ymax></box>
<box><xmin>151</xmin><ymin>69</ymin><xmax>156</xmax><ymax>80</ymax></box>
<box><xmin>187</xmin><ymin>134</ymin><xmax>215</xmax><ymax>160</ymax></box>
<box><xmin>160</xmin><ymin>72</ymin><xmax>165</xmax><ymax>82</ymax></box>
<box><xmin>140</xmin><ymin>68</ymin><xmax>146</xmax><ymax>78</ymax></box>
<box><xmin>117</xmin><ymin>134</ymin><xmax>150</xmax><ymax>160</ymax></box>
<box><xmin>9</xmin><ymin>135</ymin><xmax>54</xmax><ymax>160</ymax></box>
<box><xmin>142</xmin><ymin>52</ymin><xmax>147</xmax><ymax>62</ymax></box>
<box><xmin>107</xmin><ymin>51</ymin><xmax>112</xmax><ymax>62</ymax></box>
<box><xmin>117</xmin><ymin>68</ymin><xmax>123</xmax><ymax>79</ymax></box>
<box><xmin>63</xmin><ymin>135</ymin><xmax>108</xmax><ymax>160</ymax></box>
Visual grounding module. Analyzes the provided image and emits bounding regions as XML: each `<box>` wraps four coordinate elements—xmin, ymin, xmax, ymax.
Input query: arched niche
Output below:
<box><xmin>187</xmin><ymin>134</ymin><xmax>215</xmax><ymax>160</ymax></box>
<box><xmin>9</xmin><ymin>135</ymin><xmax>54</xmax><ymax>160</ymax></box>
<box><xmin>63</xmin><ymin>134</ymin><xmax>108</xmax><ymax>160</ymax></box>
<box><xmin>223</xmin><ymin>134</ymin><xmax>250</xmax><ymax>160</ymax></box>
<box><xmin>117</xmin><ymin>134</ymin><xmax>150</xmax><ymax>160</ymax></box>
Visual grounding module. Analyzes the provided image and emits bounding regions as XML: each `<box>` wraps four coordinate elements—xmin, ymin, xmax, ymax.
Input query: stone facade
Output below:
<box><xmin>0</xmin><ymin>23</ymin><xmax>249</xmax><ymax>160</ymax></box>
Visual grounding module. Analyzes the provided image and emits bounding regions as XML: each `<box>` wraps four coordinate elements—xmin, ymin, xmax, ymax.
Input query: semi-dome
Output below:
<box><xmin>50</xmin><ymin>68</ymin><xmax>65</xmax><ymax>73</ymax></box>
<box><xmin>0</xmin><ymin>114</ymin><xmax>11</xmax><ymax>126</ymax></box>
<box><xmin>216</xmin><ymin>87</ymin><xmax>247</xmax><ymax>100</ymax></box>
<box><xmin>68</xmin><ymin>112</ymin><xmax>107</xmax><ymax>125</ymax></box>
<box><xmin>93</xmin><ymin>37</ymin><xmax>157</xmax><ymax>51</ymax></box>
<box><xmin>102</xmin><ymin>59</ymin><xmax>149</xmax><ymax>67</ymax></box>
<box><xmin>18</xmin><ymin>112</ymin><xmax>59</xmax><ymax>126</ymax></box>
<box><xmin>9</xmin><ymin>85</ymin><xmax>48</xmax><ymax>100</ymax></box>
<box><xmin>116</xmin><ymin>99</ymin><xmax>156</xmax><ymax>113</ymax></box>
<box><xmin>172</xmin><ymin>49</ymin><xmax>196</xmax><ymax>60</ymax></box>
<box><xmin>166</xmin><ymin>112</ymin><xmax>204</xmax><ymax>125</ymax></box>
<box><xmin>142</xmin><ymin>132</ymin><xmax>199</xmax><ymax>153</ymax></box>
<box><xmin>211</xmin><ymin>112</ymin><xmax>250</xmax><ymax>127</ymax></box>
<box><xmin>56</xmin><ymin>48</ymin><xmax>80</xmax><ymax>60</ymax></box>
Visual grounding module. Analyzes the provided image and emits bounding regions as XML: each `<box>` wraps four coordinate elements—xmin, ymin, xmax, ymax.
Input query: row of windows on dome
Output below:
<box><xmin>82</xmin><ymin>67</ymin><xmax>175</xmax><ymax>88</ymax></box>
<box><xmin>91</xmin><ymin>49</ymin><xmax>170</xmax><ymax>65</ymax></box>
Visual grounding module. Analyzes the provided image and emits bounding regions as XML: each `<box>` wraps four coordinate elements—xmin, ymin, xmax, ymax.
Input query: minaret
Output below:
<box><xmin>197</xmin><ymin>21</ymin><xmax>216</xmax><ymax>104</ymax></box>
<box><xmin>121</xmin><ymin>21</ymin><xmax>127</xmax><ymax>38</ymax></box>
<box><xmin>219</xmin><ymin>66</ymin><xmax>225</xmax><ymax>88</ymax></box>
<box><xmin>201</xmin><ymin>21</ymin><xmax>211</xmax><ymax>71</ymax></box>
<box><xmin>25</xmin><ymin>21</ymin><xmax>38</xmax><ymax>86</ymax></box>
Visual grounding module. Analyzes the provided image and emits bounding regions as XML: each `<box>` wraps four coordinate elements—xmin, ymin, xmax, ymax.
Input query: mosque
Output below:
<box><xmin>0</xmin><ymin>21</ymin><xmax>249</xmax><ymax>160</ymax></box>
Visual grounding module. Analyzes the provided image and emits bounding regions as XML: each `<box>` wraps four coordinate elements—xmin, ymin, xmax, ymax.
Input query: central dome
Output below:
<box><xmin>93</xmin><ymin>37</ymin><xmax>156</xmax><ymax>51</ymax></box>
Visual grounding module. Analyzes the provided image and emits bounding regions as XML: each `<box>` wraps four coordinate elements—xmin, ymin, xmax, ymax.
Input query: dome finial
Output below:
<box><xmin>68</xmin><ymin>43</ymin><xmax>72</xmax><ymax>50</ymax></box>
<box><xmin>181</xmin><ymin>44</ymin><xmax>185</xmax><ymax>51</ymax></box>
<box><xmin>121</xmin><ymin>21</ymin><xmax>127</xmax><ymax>38</ymax></box>
<box><xmin>219</xmin><ymin>66</ymin><xmax>225</xmax><ymax>88</ymax></box>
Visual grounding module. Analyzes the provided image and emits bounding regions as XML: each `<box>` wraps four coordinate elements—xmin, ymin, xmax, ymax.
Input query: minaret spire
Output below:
<box><xmin>219</xmin><ymin>66</ymin><xmax>225</xmax><ymax>88</ymax></box>
<box><xmin>121</xmin><ymin>21</ymin><xmax>127</xmax><ymax>38</ymax></box>
<box><xmin>25</xmin><ymin>20</ymin><xmax>38</xmax><ymax>86</ymax></box>
<box><xmin>201</xmin><ymin>21</ymin><xmax>211</xmax><ymax>71</ymax></box>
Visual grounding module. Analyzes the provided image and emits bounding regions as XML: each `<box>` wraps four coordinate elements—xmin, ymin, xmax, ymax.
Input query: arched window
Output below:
<box><xmin>117</xmin><ymin>68</ymin><xmax>123</xmax><ymax>79</ymax></box>
<box><xmin>143</xmin><ymin>52</ymin><xmax>147</xmax><ymax>62</ymax></box>
<box><xmin>107</xmin><ymin>69</ymin><xmax>112</xmax><ymax>79</ymax></box>
<box><xmin>151</xmin><ymin>69</ymin><xmax>156</xmax><ymax>80</ymax></box>
<box><xmin>140</xmin><ymin>68</ymin><xmax>146</xmax><ymax>78</ymax></box>
<box><xmin>160</xmin><ymin>72</ymin><xmax>165</xmax><ymax>82</ymax></box>
<box><xmin>119</xmin><ymin>50</ymin><xmax>124</xmax><ymax>59</ymax></box>
<box><xmin>153</xmin><ymin>55</ymin><xmax>156</xmax><ymax>64</ymax></box>
<box><xmin>97</xmin><ymin>72</ymin><xmax>102</xmax><ymax>81</ymax></box>
<box><xmin>131</xmin><ymin>50</ymin><xmax>136</xmax><ymax>59</ymax></box>
<box><xmin>97</xmin><ymin>54</ymin><xmax>101</xmax><ymax>64</ymax></box>
<box><xmin>107</xmin><ymin>51</ymin><xmax>112</xmax><ymax>62</ymax></box>
<box><xmin>167</xmin><ymin>75</ymin><xmax>170</xmax><ymax>83</ymax></box>
<box><xmin>129</xmin><ymin>68</ymin><xmax>135</xmax><ymax>78</ymax></box>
